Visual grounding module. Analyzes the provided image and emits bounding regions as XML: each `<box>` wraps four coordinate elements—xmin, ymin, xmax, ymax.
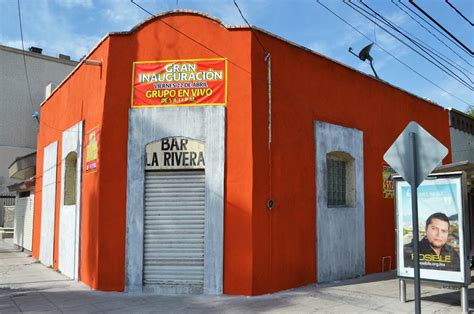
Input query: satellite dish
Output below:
<box><xmin>348</xmin><ymin>42</ymin><xmax>379</xmax><ymax>79</ymax></box>
<box><xmin>358</xmin><ymin>43</ymin><xmax>374</xmax><ymax>62</ymax></box>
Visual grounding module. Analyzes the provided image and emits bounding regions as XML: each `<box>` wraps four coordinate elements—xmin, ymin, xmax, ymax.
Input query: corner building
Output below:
<box><xmin>33</xmin><ymin>11</ymin><xmax>452</xmax><ymax>295</ymax></box>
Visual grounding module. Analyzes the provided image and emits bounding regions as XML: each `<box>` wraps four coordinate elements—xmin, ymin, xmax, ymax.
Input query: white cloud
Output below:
<box><xmin>1</xmin><ymin>39</ymin><xmax>38</xmax><ymax>51</ymax></box>
<box><xmin>419</xmin><ymin>76</ymin><xmax>472</xmax><ymax>111</ymax></box>
<box><xmin>308</xmin><ymin>41</ymin><xmax>330</xmax><ymax>55</ymax></box>
<box><xmin>207</xmin><ymin>1</ymin><xmax>248</xmax><ymax>27</ymax></box>
<box><xmin>101</xmin><ymin>0</ymin><xmax>159</xmax><ymax>31</ymax></box>
<box><xmin>55</xmin><ymin>0</ymin><xmax>93</xmax><ymax>8</ymax></box>
<box><xmin>3</xmin><ymin>0</ymin><xmax>102</xmax><ymax>60</ymax></box>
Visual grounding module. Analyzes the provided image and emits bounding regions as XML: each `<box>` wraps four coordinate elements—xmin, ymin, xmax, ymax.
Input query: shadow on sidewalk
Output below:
<box><xmin>316</xmin><ymin>270</ymin><xmax>397</xmax><ymax>288</ymax></box>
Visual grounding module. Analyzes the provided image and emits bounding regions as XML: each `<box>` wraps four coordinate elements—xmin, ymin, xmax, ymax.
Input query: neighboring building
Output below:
<box><xmin>0</xmin><ymin>44</ymin><xmax>77</xmax><ymax>194</ymax></box>
<box><xmin>32</xmin><ymin>11</ymin><xmax>452</xmax><ymax>296</ymax></box>
<box><xmin>448</xmin><ymin>108</ymin><xmax>474</xmax><ymax>163</ymax></box>
<box><xmin>8</xmin><ymin>152</ymin><xmax>36</xmax><ymax>252</ymax></box>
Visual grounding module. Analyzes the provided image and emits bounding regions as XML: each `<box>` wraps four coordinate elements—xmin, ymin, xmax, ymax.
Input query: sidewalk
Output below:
<box><xmin>0</xmin><ymin>239</ymin><xmax>472</xmax><ymax>313</ymax></box>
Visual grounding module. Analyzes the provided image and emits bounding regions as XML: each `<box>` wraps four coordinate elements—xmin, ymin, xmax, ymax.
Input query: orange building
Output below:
<box><xmin>33</xmin><ymin>11</ymin><xmax>451</xmax><ymax>295</ymax></box>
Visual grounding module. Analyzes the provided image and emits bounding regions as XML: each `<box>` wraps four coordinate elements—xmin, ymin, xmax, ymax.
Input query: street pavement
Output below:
<box><xmin>0</xmin><ymin>239</ymin><xmax>472</xmax><ymax>313</ymax></box>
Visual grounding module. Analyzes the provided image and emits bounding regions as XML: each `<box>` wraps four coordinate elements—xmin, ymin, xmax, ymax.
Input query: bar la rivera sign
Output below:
<box><xmin>146</xmin><ymin>137</ymin><xmax>205</xmax><ymax>170</ymax></box>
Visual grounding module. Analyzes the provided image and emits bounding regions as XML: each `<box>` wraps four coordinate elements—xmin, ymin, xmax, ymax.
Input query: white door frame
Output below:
<box><xmin>58</xmin><ymin>121</ymin><xmax>83</xmax><ymax>280</ymax></box>
<box><xmin>40</xmin><ymin>141</ymin><xmax>58</xmax><ymax>267</ymax></box>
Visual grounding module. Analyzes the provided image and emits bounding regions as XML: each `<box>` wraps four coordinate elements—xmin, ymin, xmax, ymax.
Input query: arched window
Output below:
<box><xmin>64</xmin><ymin>152</ymin><xmax>77</xmax><ymax>205</ymax></box>
<box><xmin>326</xmin><ymin>151</ymin><xmax>356</xmax><ymax>208</ymax></box>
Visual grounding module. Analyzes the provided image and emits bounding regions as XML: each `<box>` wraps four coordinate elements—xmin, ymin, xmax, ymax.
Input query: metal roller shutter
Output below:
<box><xmin>143</xmin><ymin>171</ymin><xmax>205</xmax><ymax>291</ymax></box>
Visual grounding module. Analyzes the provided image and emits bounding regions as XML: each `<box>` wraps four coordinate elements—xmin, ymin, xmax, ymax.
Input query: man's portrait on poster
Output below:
<box><xmin>404</xmin><ymin>212</ymin><xmax>460</xmax><ymax>272</ymax></box>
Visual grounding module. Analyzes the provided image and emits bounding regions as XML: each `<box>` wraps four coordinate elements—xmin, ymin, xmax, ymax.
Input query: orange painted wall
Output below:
<box><xmin>249</xmin><ymin>30</ymin><xmax>452</xmax><ymax>294</ymax></box>
<box><xmin>33</xmin><ymin>39</ymin><xmax>110</xmax><ymax>289</ymax></box>
<box><xmin>33</xmin><ymin>12</ymin><xmax>452</xmax><ymax>296</ymax></box>
<box><xmin>97</xmin><ymin>13</ymin><xmax>255</xmax><ymax>293</ymax></box>
<box><xmin>34</xmin><ymin>13</ymin><xmax>257</xmax><ymax>294</ymax></box>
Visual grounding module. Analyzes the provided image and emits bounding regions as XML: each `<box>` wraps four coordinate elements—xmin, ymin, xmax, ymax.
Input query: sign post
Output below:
<box><xmin>408</xmin><ymin>132</ymin><xmax>421</xmax><ymax>314</ymax></box>
<box><xmin>384</xmin><ymin>121</ymin><xmax>448</xmax><ymax>314</ymax></box>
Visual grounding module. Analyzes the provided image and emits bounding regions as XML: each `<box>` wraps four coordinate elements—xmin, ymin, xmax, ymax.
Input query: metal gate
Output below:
<box><xmin>23</xmin><ymin>193</ymin><xmax>34</xmax><ymax>251</ymax></box>
<box><xmin>13</xmin><ymin>193</ymin><xmax>34</xmax><ymax>251</ymax></box>
<box><xmin>143</xmin><ymin>170</ymin><xmax>205</xmax><ymax>292</ymax></box>
<box><xmin>0</xmin><ymin>193</ymin><xmax>15</xmax><ymax>227</ymax></box>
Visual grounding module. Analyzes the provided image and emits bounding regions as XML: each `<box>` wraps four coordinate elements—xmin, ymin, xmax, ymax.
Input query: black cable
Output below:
<box><xmin>351</xmin><ymin>0</ymin><xmax>472</xmax><ymax>88</ymax></box>
<box><xmin>315</xmin><ymin>0</ymin><xmax>472</xmax><ymax>107</ymax></box>
<box><xmin>409</xmin><ymin>0</ymin><xmax>473</xmax><ymax>55</ymax></box>
<box><xmin>233</xmin><ymin>0</ymin><xmax>268</xmax><ymax>54</ymax></box>
<box><xmin>17</xmin><ymin>0</ymin><xmax>35</xmax><ymax>114</ymax></box>
<box><xmin>400</xmin><ymin>1</ymin><xmax>471</xmax><ymax>58</ymax></box>
<box><xmin>359</xmin><ymin>1</ymin><xmax>473</xmax><ymax>85</ymax></box>
<box><xmin>129</xmin><ymin>0</ymin><xmax>252</xmax><ymax>76</ymax></box>
<box><xmin>445</xmin><ymin>0</ymin><xmax>473</xmax><ymax>27</ymax></box>
<box><xmin>393</xmin><ymin>1</ymin><xmax>473</xmax><ymax>68</ymax></box>
<box><xmin>365</xmin><ymin>1</ymin><xmax>473</xmax><ymax>78</ymax></box>
<box><xmin>346</xmin><ymin>0</ymin><xmax>472</xmax><ymax>89</ymax></box>
<box><xmin>346</xmin><ymin>1</ymin><xmax>472</xmax><ymax>90</ymax></box>
<box><xmin>130</xmin><ymin>0</ymin><xmax>472</xmax><ymax>107</ymax></box>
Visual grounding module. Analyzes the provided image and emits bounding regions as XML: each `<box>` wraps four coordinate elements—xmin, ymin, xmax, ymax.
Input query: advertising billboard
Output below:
<box><xmin>132</xmin><ymin>58</ymin><xmax>227</xmax><ymax>108</ymax></box>
<box><xmin>396</xmin><ymin>173</ymin><xmax>469</xmax><ymax>284</ymax></box>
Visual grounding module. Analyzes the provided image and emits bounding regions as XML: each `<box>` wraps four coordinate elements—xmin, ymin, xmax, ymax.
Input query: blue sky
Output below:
<box><xmin>1</xmin><ymin>0</ymin><xmax>472</xmax><ymax>111</ymax></box>
<box><xmin>399</xmin><ymin>180</ymin><xmax>461</xmax><ymax>224</ymax></box>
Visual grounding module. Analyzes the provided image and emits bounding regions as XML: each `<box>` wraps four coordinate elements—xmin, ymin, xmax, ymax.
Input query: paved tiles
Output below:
<box><xmin>0</xmin><ymin>239</ymin><xmax>472</xmax><ymax>313</ymax></box>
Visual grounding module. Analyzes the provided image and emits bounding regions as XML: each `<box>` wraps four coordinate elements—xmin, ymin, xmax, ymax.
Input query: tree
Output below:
<box><xmin>466</xmin><ymin>106</ymin><xmax>474</xmax><ymax>118</ymax></box>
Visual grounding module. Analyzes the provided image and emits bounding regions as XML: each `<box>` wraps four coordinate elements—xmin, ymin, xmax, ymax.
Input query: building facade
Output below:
<box><xmin>0</xmin><ymin>45</ymin><xmax>77</xmax><ymax>194</ymax></box>
<box><xmin>448</xmin><ymin>108</ymin><xmax>474</xmax><ymax>163</ymax></box>
<box><xmin>32</xmin><ymin>12</ymin><xmax>452</xmax><ymax>295</ymax></box>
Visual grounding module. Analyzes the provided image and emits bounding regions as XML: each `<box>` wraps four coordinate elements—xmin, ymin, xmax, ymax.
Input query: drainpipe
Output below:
<box><xmin>265</xmin><ymin>52</ymin><xmax>274</xmax><ymax>211</ymax></box>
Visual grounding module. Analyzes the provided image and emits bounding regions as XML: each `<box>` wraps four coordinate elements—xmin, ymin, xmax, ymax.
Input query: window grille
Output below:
<box><xmin>326</xmin><ymin>151</ymin><xmax>355</xmax><ymax>208</ymax></box>
<box><xmin>327</xmin><ymin>158</ymin><xmax>346</xmax><ymax>206</ymax></box>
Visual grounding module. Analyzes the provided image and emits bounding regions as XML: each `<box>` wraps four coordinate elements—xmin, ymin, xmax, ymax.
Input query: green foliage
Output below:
<box><xmin>466</xmin><ymin>106</ymin><xmax>474</xmax><ymax>118</ymax></box>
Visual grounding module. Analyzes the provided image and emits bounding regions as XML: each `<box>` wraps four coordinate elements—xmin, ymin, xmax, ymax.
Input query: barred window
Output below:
<box><xmin>326</xmin><ymin>152</ymin><xmax>355</xmax><ymax>208</ymax></box>
<box><xmin>327</xmin><ymin>159</ymin><xmax>346</xmax><ymax>206</ymax></box>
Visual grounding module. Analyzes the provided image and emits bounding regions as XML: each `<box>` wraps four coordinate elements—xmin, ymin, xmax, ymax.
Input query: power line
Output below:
<box><xmin>353</xmin><ymin>1</ymin><xmax>473</xmax><ymax>89</ymax></box>
<box><xmin>346</xmin><ymin>1</ymin><xmax>472</xmax><ymax>90</ymax></box>
<box><xmin>362</xmin><ymin>1</ymin><xmax>473</xmax><ymax>80</ymax></box>
<box><xmin>409</xmin><ymin>0</ymin><xmax>473</xmax><ymax>55</ymax></box>
<box><xmin>393</xmin><ymin>1</ymin><xmax>474</xmax><ymax>69</ymax></box>
<box><xmin>131</xmin><ymin>0</ymin><xmax>471</xmax><ymax>107</ymax></box>
<box><xmin>17</xmin><ymin>0</ymin><xmax>35</xmax><ymax>114</ymax></box>
<box><xmin>445</xmin><ymin>0</ymin><xmax>473</xmax><ymax>27</ymax></box>
<box><xmin>399</xmin><ymin>1</ymin><xmax>471</xmax><ymax>58</ymax></box>
<box><xmin>315</xmin><ymin>0</ymin><xmax>472</xmax><ymax>107</ymax></box>
<box><xmin>349</xmin><ymin>0</ymin><xmax>472</xmax><ymax>89</ymax></box>
<box><xmin>233</xmin><ymin>0</ymin><xmax>268</xmax><ymax>54</ymax></box>
<box><xmin>129</xmin><ymin>0</ymin><xmax>252</xmax><ymax>76</ymax></box>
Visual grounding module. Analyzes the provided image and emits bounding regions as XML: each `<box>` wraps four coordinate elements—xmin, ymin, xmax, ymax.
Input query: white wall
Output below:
<box><xmin>58</xmin><ymin>122</ymin><xmax>83</xmax><ymax>280</ymax></box>
<box><xmin>315</xmin><ymin>121</ymin><xmax>365</xmax><ymax>283</ymax></box>
<box><xmin>0</xmin><ymin>45</ymin><xmax>77</xmax><ymax>192</ymax></box>
<box><xmin>450</xmin><ymin>128</ymin><xmax>474</xmax><ymax>163</ymax></box>
<box><xmin>126</xmin><ymin>106</ymin><xmax>225</xmax><ymax>295</ymax></box>
<box><xmin>39</xmin><ymin>141</ymin><xmax>58</xmax><ymax>267</ymax></box>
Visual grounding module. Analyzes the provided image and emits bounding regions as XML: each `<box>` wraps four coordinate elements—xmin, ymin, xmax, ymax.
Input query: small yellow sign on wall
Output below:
<box><xmin>383</xmin><ymin>164</ymin><xmax>396</xmax><ymax>198</ymax></box>
<box><xmin>85</xmin><ymin>127</ymin><xmax>99</xmax><ymax>173</ymax></box>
